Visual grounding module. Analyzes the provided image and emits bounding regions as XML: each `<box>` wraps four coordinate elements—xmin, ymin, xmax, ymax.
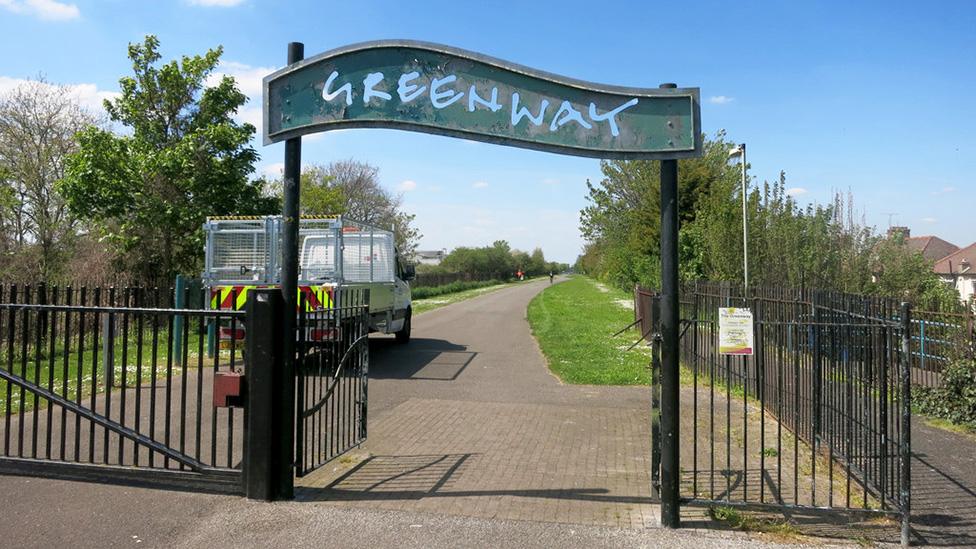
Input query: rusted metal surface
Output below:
<box><xmin>264</xmin><ymin>40</ymin><xmax>701</xmax><ymax>159</ymax></box>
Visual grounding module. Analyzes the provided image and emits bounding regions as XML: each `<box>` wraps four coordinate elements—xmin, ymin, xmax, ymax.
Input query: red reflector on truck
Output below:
<box><xmin>310</xmin><ymin>328</ymin><xmax>337</xmax><ymax>341</ymax></box>
<box><xmin>219</xmin><ymin>327</ymin><xmax>246</xmax><ymax>340</ymax></box>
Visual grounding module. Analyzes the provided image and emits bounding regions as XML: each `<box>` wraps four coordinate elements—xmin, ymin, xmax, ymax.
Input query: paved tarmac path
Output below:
<box><xmin>296</xmin><ymin>276</ymin><xmax>655</xmax><ymax>528</ymax></box>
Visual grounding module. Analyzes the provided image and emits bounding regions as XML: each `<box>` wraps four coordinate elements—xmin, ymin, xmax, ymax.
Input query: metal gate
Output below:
<box><xmin>647</xmin><ymin>283</ymin><xmax>911</xmax><ymax>532</ymax></box>
<box><xmin>0</xmin><ymin>285</ymin><xmax>245</xmax><ymax>493</ymax></box>
<box><xmin>294</xmin><ymin>288</ymin><xmax>370</xmax><ymax>476</ymax></box>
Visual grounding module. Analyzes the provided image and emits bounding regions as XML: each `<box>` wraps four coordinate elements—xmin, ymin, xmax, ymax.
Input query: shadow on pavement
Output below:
<box><xmin>297</xmin><ymin>453</ymin><xmax>654</xmax><ymax>506</ymax></box>
<box><xmin>368</xmin><ymin>338</ymin><xmax>476</xmax><ymax>381</ymax></box>
<box><xmin>906</xmin><ymin>450</ymin><xmax>976</xmax><ymax>547</ymax></box>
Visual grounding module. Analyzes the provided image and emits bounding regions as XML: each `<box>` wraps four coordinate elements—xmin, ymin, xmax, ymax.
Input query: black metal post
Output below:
<box><xmin>278</xmin><ymin>41</ymin><xmax>304</xmax><ymax>500</ymax></box>
<box><xmin>244</xmin><ymin>289</ymin><xmax>286</xmax><ymax>500</ymax></box>
<box><xmin>812</xmin><ymin>298</ymin><xmax>822</xmax><ymax>443</ymax></box>
<box><xmin>102</xmin><ymin>312</ymin><xmax>114</xmax><ymax>389</ymax></box>
<box><xmin>659</xmin><ymin>81</ymin><xmax>681</xmax><ymax>529</ymax></box>
<box><xmin>650</xmin><ymin>295</ymin><xmax>662</xmax><ymax>500</ymax></box>
<box><xmin>900</xmin><ymin>302</ymin><xmax>912</xmax><ymax>547</ymax></box>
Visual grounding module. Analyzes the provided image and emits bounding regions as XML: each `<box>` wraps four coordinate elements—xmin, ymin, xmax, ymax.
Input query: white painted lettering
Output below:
<box><xmin>362</xmin><ymin>72</ymin><xmax>392</xmax><ymax>104</ymax></box>
<box><xmin>468</xmin><ymin>85</ymin><xmax>502</xmax><ymax>112</ymax></box>
<box><xmin>430</xmin><ymin>75</ymin><xmax>464</xmax><ymax>109</ymax></box>
<box><xmin>588</xmin><ymin>98</ymin><xmax>639</xmax><ymax>137</ymax></box>
<box><xmin>549</xmin><ymin>100</ymin><xmax>592</xmax><ymax>131</ymax></box>
<box><xmin>397</xmin><ymin>71</ymin><xmax>427</xmax><ymax>103</ymax></box>
<box><xmin>511</xmin><ymin>93</ymin><xmax>550</xmax><ymax>127</ymax></box>
<box><xmin>322</xmin><ymin>70</ymin><xmax>353</xmax><ymax>106</ymax></box>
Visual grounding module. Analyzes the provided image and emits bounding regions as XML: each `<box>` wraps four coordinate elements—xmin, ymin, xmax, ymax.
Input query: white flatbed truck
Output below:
<box><xmin>202</xmin><ymin>216</ymin><xmax>414</xmax><ymax>343</ymax></box>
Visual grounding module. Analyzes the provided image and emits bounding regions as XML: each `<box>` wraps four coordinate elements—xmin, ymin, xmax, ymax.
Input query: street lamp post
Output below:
<box><xmin>729</xmin><ymin>143</ymin><xmax>749</xmax><ymax>289</ymax></box>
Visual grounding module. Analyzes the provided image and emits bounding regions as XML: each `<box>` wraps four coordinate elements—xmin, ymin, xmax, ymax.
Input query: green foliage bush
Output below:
<box><xmin>412</xmin><ymin>279</ymin><xmax>503</xmax><ymax>299</ymax></box>
<box><xmin>915</xmin><ymin>359</ymin><xmax>976</xmax><ymax>428</ymax></box>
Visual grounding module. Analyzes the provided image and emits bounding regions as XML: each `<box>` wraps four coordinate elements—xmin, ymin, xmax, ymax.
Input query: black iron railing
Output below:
<box><xmin>0</xmin><ymin>284</ymin><xmax>244</xmax><ymax>491</ymax></box>
<box><xmin>659</xmin><ymin>281</ymin><xmax>912</xmax><ymax>524</ymax></box>
<box><xmin>295</xmin><ymin>288</ymin><xmax>370</xmax><ymax>476</ymax></box>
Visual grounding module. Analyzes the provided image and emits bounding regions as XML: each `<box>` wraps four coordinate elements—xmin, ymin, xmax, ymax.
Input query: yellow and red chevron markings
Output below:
<box><xmin>210</xmin><ymin>285</ymin><xmax>335</xmax><ymax>311</ymax></box>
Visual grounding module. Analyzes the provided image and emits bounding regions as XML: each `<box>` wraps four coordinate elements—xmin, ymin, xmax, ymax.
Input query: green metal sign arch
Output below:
<box><xmin>263</xmin><ymin>40</ymin><xmax>701</xmax><ymax>160</ymax></box>
<box><xmin>264</xmin><ymin>41</ymin><xmax>695</xmax><ymax>529</ymax></box>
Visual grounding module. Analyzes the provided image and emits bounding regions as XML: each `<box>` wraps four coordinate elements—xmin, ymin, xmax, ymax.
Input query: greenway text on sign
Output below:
<box><xmin>263</xmin><ymin>40</ymin><xmax>702</xmax><ymax>159</ymax></box>
<box><xmin>719</xmin><ymin>308</ymin><xmax>754</xmax><ymax>356</ymax></box>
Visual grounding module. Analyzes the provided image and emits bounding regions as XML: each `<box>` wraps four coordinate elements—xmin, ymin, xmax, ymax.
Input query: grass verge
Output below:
<box><xmin>922</xmin><ymin>416</ymin><xmax>976</xmax><ymax>439</ymax></box>
<box><xmin>527</xmin><ymin>276</ymin><xmax>648</xmax><ymax>385</ymax></box>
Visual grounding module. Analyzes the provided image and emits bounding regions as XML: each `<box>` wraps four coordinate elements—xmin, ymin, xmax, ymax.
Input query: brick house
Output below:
<box><xmin>933</xmin><ymin>242</ymin><xmax>976</xmax><ymax>305</ymax></box>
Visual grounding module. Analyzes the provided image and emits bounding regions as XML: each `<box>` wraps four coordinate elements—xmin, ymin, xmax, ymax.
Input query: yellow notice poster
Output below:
<box><xmin>719</xmin><ymin>307</ymin><xmax>754</xmax><ymax>355</ymax></box>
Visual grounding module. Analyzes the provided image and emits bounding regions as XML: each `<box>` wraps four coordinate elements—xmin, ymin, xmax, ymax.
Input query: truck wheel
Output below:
<box><xmin>395</xmin><ymin>309</ymin><xmax>411</xmax><ymax>344</ymax></box>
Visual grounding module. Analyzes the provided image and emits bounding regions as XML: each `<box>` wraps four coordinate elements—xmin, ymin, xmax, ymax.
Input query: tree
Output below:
<box><xmin>0</xmin><ymin>79</ymin><xmax>98</xmax><ymax>280</ymax></box>
<box><xmin>60</xmin><ymin>35</ymin><xmax>276</xmax><ymax>283</ymax></box>
<box><xmin>273</xmin><ymin>160</ymin><xmax>422</xmax><ymax>256</ymax></box>
<box><xmin>579</xmin><ymin>132</ymin><xmax>735</xmax><ymax>289</ymax></box>
<box><xmin>578</xmin><ymin>129</ymin><xmax>955</xmax><ymax>307</ymax></box>
<box><xmin>440</xmin><ymin>240</ymin><xmax>516</xmax><ymax>277</ymax></box>
<box><xmin>528</xmin><ymin>247</ymin><xmax>547</xmax><ymax>276</ymax></box>
<box><xmin>297</xmin><ymin>165</ymin><xmax>344</xmax><ymax>216</ymax></box>
<box><xmin>871</xmin><ymin>234</ymin><xmax>959</xmax><ymax>307</ymax></box>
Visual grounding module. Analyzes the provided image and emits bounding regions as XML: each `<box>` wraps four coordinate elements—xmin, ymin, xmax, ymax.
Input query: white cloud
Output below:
<box><xmin>472</xmin><ymin>181</ymin><xmax>489</xmax><ymax>189</ymax></box>
<box><xmin>235</xmin><ymin>106</ymin><xmax>263</xmax><ymax>131</ymax></box>
<box><xmin>930</xmin><ymin>186</ymin><xmax>956</xmax><ymax>196</ymax></box>
<box><xmin>210</xmin><ymin>61</ymin><xmax>276</xmax><ymax>98</ymax></box>
<box><xmin>709</xmin><ymin>95</ymin><xmax>734</xmax><ymax>105</ymax></box>
<box><xmin>208</xmin><ymin>61</ymin><xmax>278</xmax><ymax>135</ymax></box>
<box><xmin>0</xmin><ymin>0</ymin><xmax>80</xmax><ymax>21</ymax></box>
<box><xmin>922</xmin><ymin>217</ymin><xmax>938</xmax><ymax>224</ymax></box>
<box><xmin>542</xmin><ymin>178</ymin><xmax>559</xmax><ymax>186</ymax></box>
<box><xmin>187</xmin><ymin>0</ymin><xmax>245</xmax><ymax>6</ymax></box>
<box><xmin>785</xmin><ymin>187</ymin><xmax>808</xmax><ymax>197</ymax></box>
<box><xmin>0</xmin><ymin>76</ymin><xmax>118</xmax><ymax>114</ymax></box>
<box><xmin>397</xmin><ymin>180</ymin><xmax>417</xmax><ymax>192</ymax></box>
<box><xmin>259</xmin><ymin>162</ymin><xmax>284</xmax><ymax>178</ymax></box>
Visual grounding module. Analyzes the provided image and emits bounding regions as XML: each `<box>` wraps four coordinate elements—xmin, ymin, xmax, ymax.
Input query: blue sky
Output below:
<box><xmin>1</xmin><ymin>0</ymin><xmax>973</xmax><ymax>263</ymax></box>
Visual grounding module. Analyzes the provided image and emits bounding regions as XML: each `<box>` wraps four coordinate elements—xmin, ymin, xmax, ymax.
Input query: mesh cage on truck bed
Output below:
<box><xmin>202</xmin><ymin>216</ymin><xmax>397</xmax><ymax>287</ymax></box>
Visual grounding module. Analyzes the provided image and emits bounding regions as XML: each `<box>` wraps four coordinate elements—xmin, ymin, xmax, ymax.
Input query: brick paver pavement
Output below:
<box><xmin>296</xmin><ymin>278</ymin><xmax>660</xmax><ymax>528</ymax></box>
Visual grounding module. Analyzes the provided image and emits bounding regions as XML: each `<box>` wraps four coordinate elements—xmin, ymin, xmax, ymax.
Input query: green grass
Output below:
<box><xmin>707</xmin><ymin>506</ymin><xmax>803</xmax><ymax>541</ymax></box>
<box><xmin>922</xmin><ymin>416</ymin><xmax>976</xmax><ymax>439</ymax></box>
<box><xmin>412</xmin><ymin>279</ymin><xmax>528</xmax><ymax>315</ymax></box>
<box><xmin>527</xmin><ymin>276</ymin><xmax>649</xmax><ymax>385</ymax></box>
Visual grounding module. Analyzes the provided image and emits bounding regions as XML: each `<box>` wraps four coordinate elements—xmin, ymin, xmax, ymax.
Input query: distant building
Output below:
<box><xmin>413</xmin><ymin>249</ymin><xmax>447</xmax><ymax>265</ymax></box>
<box><xmin>895</xmin><ymin>227</ymin><xmax>961</xmax><ymax>262</ymax></box>
<box><xmin>933</xmin><ymin>242</ymin><xmax>976</xmax><ymax>305</ymax></box>
<box><xmin>878</xmin><ymin>227</ymin><xmax>973</xmax><ymax>306</ymax></box>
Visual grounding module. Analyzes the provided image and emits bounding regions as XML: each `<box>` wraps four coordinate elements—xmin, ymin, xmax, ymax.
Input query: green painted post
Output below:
<box><xmin>207</xmin><ymin>319</ymin><xmax>216</xmax><ymax>359</ymax></box>
<box><xmin>173</xmin><ymin>274</ymin><xmax>185</xmax><ymax>366</ymax></box>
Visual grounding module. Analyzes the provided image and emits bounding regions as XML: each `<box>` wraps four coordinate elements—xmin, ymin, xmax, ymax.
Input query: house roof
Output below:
<box><xmin>414</xmin><ymin>250</ymin><xmax>446</xmax><ymax>258</ymax></box>
<box><xmin>933</xmin><ymin>242</ymin><xmax>976</xmax><ymax>275</ymax></box>
<box><xmin>905</xmin><ymin>235</ymin><xmax>959</xmax><ymax>262</ymax></box>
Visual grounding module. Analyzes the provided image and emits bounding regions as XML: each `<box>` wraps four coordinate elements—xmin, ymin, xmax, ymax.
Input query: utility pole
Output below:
<box><xmin>658</xmin><ymin>83</ymin><xmax>681</xmax><ymax>529</ymax></box>
<box><xmin>728</xmin><ymin>144</ymin><xmax>749</xmax><ymax>289</ymax></box>
<box><xmin>277</xmin><ymin>41</ymin><xmax>304</xmax><ymax>500</ymax></box>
